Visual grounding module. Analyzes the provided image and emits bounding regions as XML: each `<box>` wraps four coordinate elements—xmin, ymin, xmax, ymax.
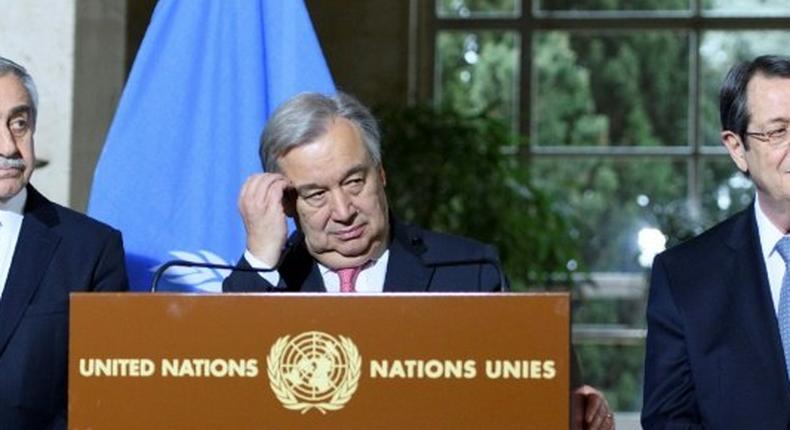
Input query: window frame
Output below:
<box><xmin>419</xmin><ymin>0</ymin><xmax>790</xmax><ymax>218</ymax></box>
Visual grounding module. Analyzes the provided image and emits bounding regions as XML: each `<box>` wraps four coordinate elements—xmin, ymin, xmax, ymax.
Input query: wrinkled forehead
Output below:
<box><xmin>0</xmin><ymin>72</ymin><xmax>32</xmax><ymax>104</ymax></box>
<box><xmin>0</xmin><ymin>74</ymin><xmax>33</xmax><ymax>119</ymax></box>
<box><xmin>276</xmin><ymin>118</ymin><xmax>375</xmax><ymax>172</ymax></box>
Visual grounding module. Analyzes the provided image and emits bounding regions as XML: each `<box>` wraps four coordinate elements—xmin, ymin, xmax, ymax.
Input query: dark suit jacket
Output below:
<box><xmin>642</xmin><ymin>205</ymin><xmax>790</xmax><ymax>429</ymax></box>
<box><xmin>223</xmin><ymin>219</ymin><xmax>503</xmax><ymax>293</ymax></box>
<box><xmin>0</xmin><ymin>186</ymin><xmax>129</xmax><ymax>430</ymax></box>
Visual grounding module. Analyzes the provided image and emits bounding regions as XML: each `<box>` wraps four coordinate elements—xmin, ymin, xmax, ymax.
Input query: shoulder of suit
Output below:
<box><xmin>55</xmin><ymin>203</ymin><xmax>120</xmax><ymax>235</ymax></box>
<box><xmin>657</xmin><ymin>207</ymin><xmax>749</xmax><ymax>263</ymax></box>
<box><xmin>26</xmin><ymin>187</ymin><xmax>121</xmax><ymax>237</ymax></box>
<box><xmin>392</xmin><ymin>219</ymin><xmax>496</xmax><ymax>261</ymax></box>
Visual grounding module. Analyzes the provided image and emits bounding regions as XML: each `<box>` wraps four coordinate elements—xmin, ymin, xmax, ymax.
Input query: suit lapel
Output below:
<box><xmin>0</xmin><ymin>187</ymin><xmax>60</xmax><ymax>357</ymax></box>
<box><xmin>300</xmin><ymin>263</ymin><xmax>326</xmax><ymax>292</ymax></box>
<box><xmin>383</xmin><ymin>221</ymin><xmax>432</xmax><ymax>292</ymax></box>
<box><xmin>281</xmin><ymin>233</ymin><xmax>327</xmax><ymax>292</ymax></box>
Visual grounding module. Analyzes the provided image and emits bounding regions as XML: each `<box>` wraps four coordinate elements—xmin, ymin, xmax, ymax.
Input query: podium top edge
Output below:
<box><xmin>70</xmin><ymin>292</ymin><xmax>570</xmax><ymax>299</ymax></box>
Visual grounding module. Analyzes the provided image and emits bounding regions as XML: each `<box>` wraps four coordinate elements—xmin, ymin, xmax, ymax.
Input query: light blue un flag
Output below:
<box><xmin>88</xmin><ymin>0</ymin><xmax>334</xmax><ymax>291</ymax></box>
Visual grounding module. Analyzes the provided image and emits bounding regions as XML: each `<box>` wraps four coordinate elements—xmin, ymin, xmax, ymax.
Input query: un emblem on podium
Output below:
<box><xmin>267</xmin><ymin>331</ymin><xmax>362</xmax><ymax>414</ymax></box>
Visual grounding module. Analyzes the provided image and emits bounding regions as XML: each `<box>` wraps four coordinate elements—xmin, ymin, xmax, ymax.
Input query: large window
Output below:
<box><xmin>425</xmin><ymin>0</ymin><xmax>790</xmax><ymax>422</ymax></box>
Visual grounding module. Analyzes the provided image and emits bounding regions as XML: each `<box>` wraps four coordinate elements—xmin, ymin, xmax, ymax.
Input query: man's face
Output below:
<box><xmin>0</xmin><ymin>74</ymin><xmax>35</xmax><ymax>201</ymax></box>
<box><xmin>278</xmin><ymin>117</ymin><xmax>390</xmax><ymax>269</ymax></box>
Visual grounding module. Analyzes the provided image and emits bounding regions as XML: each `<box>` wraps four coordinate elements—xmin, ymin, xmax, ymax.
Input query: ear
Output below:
<box><xmin>721</xmin><ymin>130</ymin><xmax>749</xmax><ymax>173</ymax></box>
<box><xmin>378</xmin><ymin>166</ymin><xmax>386</xmax><ymax>187</ymax></box>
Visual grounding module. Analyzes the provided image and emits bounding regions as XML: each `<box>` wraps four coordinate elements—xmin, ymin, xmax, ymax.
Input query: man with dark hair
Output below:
<box><xmin>224</xmin><ymin>91</ymin><xmax>613</xmax><ymax>429</ymax></box>
<box><xmin>0</xmin><ymin>57</ymin><xmax>129</xmax><ymax>429</ymax></box>
<box><xmin>643</xmin><ymin>55</ymin><xmax>790</xmax><ymax>428</ymax></box>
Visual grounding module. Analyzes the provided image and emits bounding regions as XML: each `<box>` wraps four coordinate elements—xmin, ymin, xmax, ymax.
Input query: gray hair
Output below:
<box><xmin>260</xmin><ymin>92</ymin><xmax>381</xmax><ymax>172</ymax></box>
<box><xmin>0</xmin><ymin>56</ymin><xmax>38</xmax><ymax>124</ymax></box>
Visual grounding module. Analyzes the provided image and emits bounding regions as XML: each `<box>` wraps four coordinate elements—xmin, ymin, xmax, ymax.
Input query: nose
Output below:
<box><xmin>0</xmin><ymin>125</ymin><xmax>18</xmax><ymax>157</ymax></box>
<box><xmin>328</xmin><ymin>189</ymin><xmax>356</xmax><ymax>223</ymax></box>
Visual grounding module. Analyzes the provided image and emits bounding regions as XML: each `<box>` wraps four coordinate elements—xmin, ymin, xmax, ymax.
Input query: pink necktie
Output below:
<box><xmin>337</xmin><ymin>267</ymin><xmax>362</xmax><ymax>293</ymax></box>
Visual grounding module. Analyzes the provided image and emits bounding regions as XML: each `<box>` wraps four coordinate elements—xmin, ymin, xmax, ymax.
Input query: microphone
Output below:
<box><xmin>150</xmin><ymin>235</ymin><xmax>300</xmax><ymax>292</ymax></box>
<box><xmin>150</xmin><ymin>260</ymin><xmax>279</xmax><ymax>292</ymax></box>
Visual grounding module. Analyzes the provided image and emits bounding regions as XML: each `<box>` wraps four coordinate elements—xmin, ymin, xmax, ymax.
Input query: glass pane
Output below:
<box><xmin>537</xmin><ymin>0</ymin><xmax>689</xmax><ymax>12</ymax></box>
<box><xmin>574</xmin><ymin>342</ymin><xmax>645</xmax><ymax>412</ymax></box>
<box><xmin>700</xmin><ymin>31</ymin><xmax>790</xmax><ymax>146</ymax></box>
<box><xmin>436</xmin><ymin>0</ymin><xmax>520</xmax><ymax>18</ymax></box>
<box><xmin>531</xmin><ymin>158</ymin><xmax>687</xmax><ymax>272</ymax></box>
<box><xmin>700</xmin><ymin>157</ymin><xmax>753</xmax><ymax>222</ymax></box>
<box><xmin>533</xmin><ymin>31</ymin><xmax>690</xmax><ymax>147</ymax></box>
<box><xmin>436</xmin><ymin>31</ymin><xmax>520</xmax><ymax>126</ymax></box>
<box><xmin>704</xmin><ymin>0</ymin><xmax>790</xmax><ymax>15</ymax></box>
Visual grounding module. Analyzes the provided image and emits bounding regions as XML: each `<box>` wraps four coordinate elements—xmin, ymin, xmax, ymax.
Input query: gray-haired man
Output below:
<box><xmin>0</xmin><ymin>56</ymin><xmax>128</xmax><ymax>429</ymax></box>
<box><xmin>223</xmin><ymin>91</ymin><xmax>613</xmax><ymax>429</ymax></box>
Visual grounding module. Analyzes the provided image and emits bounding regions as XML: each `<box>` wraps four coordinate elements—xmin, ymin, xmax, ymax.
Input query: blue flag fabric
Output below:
<box><xmin>88</xmin><ymin>0</ymin><xmax>334</xmax><ymax>291</ymax></box>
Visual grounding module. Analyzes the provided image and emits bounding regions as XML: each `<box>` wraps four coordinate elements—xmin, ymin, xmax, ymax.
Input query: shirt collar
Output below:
<box><xmin>755</xmin><ymin>193</ymin><xmax>786</xmax><ymax>259</ymax></box>
<box><xmin>317</xmin><ymin>250</ymin><xmax>389</xmax><ymax>276</ymax></box>
<box><xmin>0</xmin><ymin>187</ymin><xmax>27</xmax><ymax>220</ymax></box>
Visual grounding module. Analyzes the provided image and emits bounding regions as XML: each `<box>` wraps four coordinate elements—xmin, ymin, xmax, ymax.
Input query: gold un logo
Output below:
<box><xmin>267</xmin><ymin>331</ymin><xmax>361</xmax><ymax>414</ymax></box>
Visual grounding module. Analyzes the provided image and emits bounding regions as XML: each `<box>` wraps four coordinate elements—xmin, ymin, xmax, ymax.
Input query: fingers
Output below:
<box><xmin>584</xmin><ymin>389</ymin><xmax>603</xmax><ymax>422</ymax></box>
<box><xmin>570</xmin><ymin>389</ymin><xmax>585</xmax><ymax>430</ymax></box>
<box><xmin>573</xmin><ymin>385</ymin><xmax>614</xmax><ymax>430</ymax></box>
<box><xmin>594</xmin><ymin>411</ymin><xmax>614</xmax><ymax>430</ymax></box>
<box><xmin>587</xmin><ymin>402</ymin><xmax>606</xmax><ymax>430</ymax></box>
<box><xmin>239</xmin><ymin>173</ymin><xmax>287</xmax><ymax>214</ymax></box>
<box><xmin>238</xmin><ymin>173</ymin><xmax>291</xmax><ymax>266</ymax></box>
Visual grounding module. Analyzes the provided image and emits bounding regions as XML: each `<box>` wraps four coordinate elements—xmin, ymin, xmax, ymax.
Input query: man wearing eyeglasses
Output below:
<box><xmin>643</xmin><ymin>55</ymin><xmax>790</xmax><ymax>428</ymax></box>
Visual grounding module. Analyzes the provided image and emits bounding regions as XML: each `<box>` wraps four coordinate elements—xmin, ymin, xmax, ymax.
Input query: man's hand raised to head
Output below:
<box><xmin>239</xmin><ymin>173</ymin><xmax>293</xmax><ymax>268</ymax></box>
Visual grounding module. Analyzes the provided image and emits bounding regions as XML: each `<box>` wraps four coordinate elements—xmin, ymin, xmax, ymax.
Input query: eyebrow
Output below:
<box><xmin>293</xmin><ymin>163</ymin><xmax>370</xmax><ymax>195</ymax></box>
<box><xmin>763</xmin><ymin>117</ymin><xmax>790</xmax><ymax>125</ymax></box>
<box><xmin>8</xmin><ymin>105</ymin><xmax>32</xmax><ymax>118</ymax></box>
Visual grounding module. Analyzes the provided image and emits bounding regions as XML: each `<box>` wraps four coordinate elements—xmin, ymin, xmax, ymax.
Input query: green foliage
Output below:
<box><xmin>532</xmin><ymin>30</ymin><xmax>691</xmax><ymax>272</ymax></box>
<box><xmin>437</xmin><ymin>0</ymin><xmax>518</xmax><ymax>17</ymax></box>
<box><xmin>577</xmin><ymin>342</ymin><xmax>645</xmax><ymax>410</ymax></box>
<box><xmin>437</xmin><ymin>31</ymin><xmax>519</xmax><ymax>124</ymax></box>
<box><xmin>377</xmin><ymin>104</ymin><xmax>580</xmax><ymax>290</ymax></box>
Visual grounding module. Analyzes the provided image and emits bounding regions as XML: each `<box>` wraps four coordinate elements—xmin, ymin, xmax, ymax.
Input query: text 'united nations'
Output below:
<box><xmin>79</xmin><ymin>358</ymin><xmax>556</xmax><ymax>380</ymax></box>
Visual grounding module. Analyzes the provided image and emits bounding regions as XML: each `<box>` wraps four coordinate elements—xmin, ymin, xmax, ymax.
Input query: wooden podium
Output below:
<box><xmin>69</xmin><ymin>293</ymin><xmax>569</xmax><ymax>429</ymax></box>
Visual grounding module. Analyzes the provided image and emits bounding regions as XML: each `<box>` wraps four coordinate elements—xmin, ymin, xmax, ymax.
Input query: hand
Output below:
<box><xmin>238</xmin><ymin>173</ymin><xmax>292</xmax><ymax>267</ymax></box>
<box><xmin>572</xmin><ymin>385</ymin><xmax>614</xmax><ymax>430</ymax></box>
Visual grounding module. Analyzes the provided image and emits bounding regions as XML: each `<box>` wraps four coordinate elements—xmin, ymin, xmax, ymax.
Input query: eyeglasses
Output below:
<box><xmin>745</xmin><ymin>124</ymin><xmax>790</xmax><ymax>148</ymax></box>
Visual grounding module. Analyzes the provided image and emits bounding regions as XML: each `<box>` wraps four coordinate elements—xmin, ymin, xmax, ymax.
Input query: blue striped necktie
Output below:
<box><xmin>774</xmin><ymin>236</ymin><xmax>790</xmax><ymax>380</ymax></box>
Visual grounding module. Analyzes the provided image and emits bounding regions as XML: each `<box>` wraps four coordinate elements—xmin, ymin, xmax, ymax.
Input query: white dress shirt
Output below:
<box><xmin>244</xmin><ymin>247</ymin><xmax>390</xmax><ymax>293</ymax></box>
<box><xmin>0</xmin><ymin>187</ymin><xmax>26</xmax><ymax>299</ymax></box>
<box><xmin>755</xmin><ymin>194</ymin><xmax>788</xmax><ymax>314</ymax></box>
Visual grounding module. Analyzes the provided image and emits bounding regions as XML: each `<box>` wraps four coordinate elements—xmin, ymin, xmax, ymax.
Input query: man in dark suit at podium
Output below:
<box><xmin>222</xmin><ymin>91</ymin><xmax>502</xmax><ymax>294</ymax></box>
<box><xmin>223</xmin><ymin>91</ymin><xmax>613</xmax><ymax>429</ymax></box>
<box><xmin>643</xmin><ymin>55</ymin><xmax>790</xmax><ymax>428</ymax></box>
<box><xmin>0</xmin><ymin>57</ymin><xmax>129</xmax><ymax>429</ymax></box>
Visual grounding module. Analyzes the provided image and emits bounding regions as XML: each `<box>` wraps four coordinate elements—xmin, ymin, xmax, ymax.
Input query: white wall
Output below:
<box><xmin>0</xmin><ymin>0</ymin><xmax>77</xmax><ymax>206</ymax></box>
<box><xmin>0</xmin><ymin>0</ymin><xmax>126</xmax><ymax>210</ymax></box>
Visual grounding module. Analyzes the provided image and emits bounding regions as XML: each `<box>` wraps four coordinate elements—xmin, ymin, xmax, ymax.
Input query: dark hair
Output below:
<box><xmin>720</xmin><ymin>55</ymin><xmax>790</xmax><ymax>148</ymax></box>
<box><xmin>259</xmin><ymin>92</ymin><xmax>381</xmax><ymax>172</ymax></box>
